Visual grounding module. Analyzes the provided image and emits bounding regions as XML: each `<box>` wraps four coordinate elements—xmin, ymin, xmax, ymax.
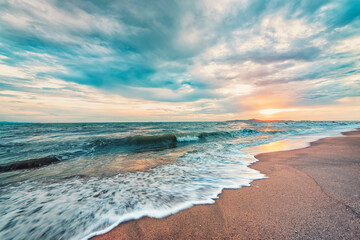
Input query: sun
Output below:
<box><xmin>258</xmin><ymin>108</ymin><xmax>298</xmax><ymax>115</ymax></box>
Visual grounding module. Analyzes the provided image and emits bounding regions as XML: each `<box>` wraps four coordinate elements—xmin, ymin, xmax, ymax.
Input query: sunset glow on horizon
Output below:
<box><xmin>0</xmin><ymin>0</ymin><xmax>359</xmax><ymax>122</ymax></box>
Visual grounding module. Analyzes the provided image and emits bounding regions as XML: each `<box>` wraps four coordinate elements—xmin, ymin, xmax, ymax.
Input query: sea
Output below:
<box><xmin>0</xmin><ymin>120</ymin><xmax>358</xmax><ymax>239</ymax></box>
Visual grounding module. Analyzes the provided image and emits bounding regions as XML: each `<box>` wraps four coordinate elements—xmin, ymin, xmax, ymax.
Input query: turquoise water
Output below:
<box><xmin>0</xmin><ymin>120</ymin><xmax>358</xmax><ymax>239</ymax></box>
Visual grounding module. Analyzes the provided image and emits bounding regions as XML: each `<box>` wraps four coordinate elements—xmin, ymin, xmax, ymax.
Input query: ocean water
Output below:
<box><xmin>0</xmin><ymin>120</ymin><xmax>358</xmax><ymax>239</ymax></box>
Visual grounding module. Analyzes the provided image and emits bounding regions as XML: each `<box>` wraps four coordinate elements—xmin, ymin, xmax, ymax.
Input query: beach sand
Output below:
<box><xmin>92</xmin><ymin>130</ymin><xmax>360</xmax><ymax>240</ymax></box>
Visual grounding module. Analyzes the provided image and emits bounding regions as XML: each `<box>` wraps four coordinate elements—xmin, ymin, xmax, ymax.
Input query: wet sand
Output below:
<box><xmin>92</xmin><ymin>130</ymin><xmax>360</xmax><ymax>240</ymax></box>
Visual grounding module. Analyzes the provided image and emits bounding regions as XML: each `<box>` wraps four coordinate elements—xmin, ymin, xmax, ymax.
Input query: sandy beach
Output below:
<box><xmin>92</xmin><ymin>130</ymin><xmax>360</xmax><ymax>240</ymax></box>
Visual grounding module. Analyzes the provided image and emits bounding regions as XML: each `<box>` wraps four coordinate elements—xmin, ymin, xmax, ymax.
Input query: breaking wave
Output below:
<box><xmin>89</xmin><ymin>128</ymin><xmax>272</xmax><ymax>150</ymax></box>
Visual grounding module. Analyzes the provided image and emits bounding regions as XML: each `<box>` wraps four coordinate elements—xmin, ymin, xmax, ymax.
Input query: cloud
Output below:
<box><xmin>0</xmin><ymin>0</ymin><xmax>359</xmax><ymax>121</ymax></box>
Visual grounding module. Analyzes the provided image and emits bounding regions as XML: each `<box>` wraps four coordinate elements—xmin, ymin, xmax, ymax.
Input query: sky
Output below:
<box><xmin>0</xmin><ymin>0</ymin><xmax>359</xmax><ymax>122</ymax></box>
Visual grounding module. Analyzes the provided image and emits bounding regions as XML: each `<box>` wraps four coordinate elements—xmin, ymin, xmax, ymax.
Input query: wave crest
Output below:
<box><xmin>86</xmin><ymin>128</ymin><xmax>278</xmax><ymax>153</ymax></box>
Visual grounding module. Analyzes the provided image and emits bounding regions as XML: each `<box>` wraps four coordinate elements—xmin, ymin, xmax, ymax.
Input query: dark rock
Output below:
<box><xmin>0</xmin><ymin>156</ymin><xmax>60</xmax><ymax>172</ymax></box>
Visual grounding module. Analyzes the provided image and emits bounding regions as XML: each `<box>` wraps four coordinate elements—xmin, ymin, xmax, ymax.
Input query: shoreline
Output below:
<box><xmin>91</xmin><ymin>129</ymin><xmax>360</xmax><ymax>239</ymax></box>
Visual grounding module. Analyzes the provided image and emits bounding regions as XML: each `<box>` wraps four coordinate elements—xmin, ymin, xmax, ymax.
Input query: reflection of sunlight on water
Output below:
<box><xmin>257</xmin><ymin>140</ymin><xmax>288</xmax><ymax>153</ymax></box>
<box><xmin>244</xmin><ymin>139</ymin><xmax>304</xmax><ymax>156</ymax></box>
<box><xmin>259</xmin><ymin>135</ymin><xmax>269</xmax><ymax>139</ymax></box>
<box><xmin>111</xmin><ymin>150</ymin><xmax>186</xmax><ymax>173</ymax></box>
<box><xmin>245</xmin><ymin>127</ymin><xmax>352</xmax><ymax>157</ymax></box>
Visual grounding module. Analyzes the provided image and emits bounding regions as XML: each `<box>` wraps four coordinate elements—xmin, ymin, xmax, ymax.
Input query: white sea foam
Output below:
<box><xmin>0</xmin><ymin>142</ymin><xmax>264</xmax><ymax>240</ymax></box>
<box><xmin>176</xmin><ymin>135</ymin><xmax>200</xmax><ymax>142</ymax></box>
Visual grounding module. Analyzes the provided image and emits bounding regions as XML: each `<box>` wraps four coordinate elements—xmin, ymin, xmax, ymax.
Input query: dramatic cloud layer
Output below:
<box><xmin>0</xmin><ymin>0</ymin><xmax>359</xmax><ymax>121</ymax></box>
